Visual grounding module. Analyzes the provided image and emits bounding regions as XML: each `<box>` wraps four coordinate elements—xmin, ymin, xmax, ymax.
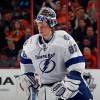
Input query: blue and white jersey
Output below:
<box><xmin>20</xmin><ymin>30</ymin><xmax>85</xmax><ymax>84</ymax></box>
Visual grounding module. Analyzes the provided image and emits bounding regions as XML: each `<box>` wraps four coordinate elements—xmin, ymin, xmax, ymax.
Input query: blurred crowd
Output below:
<box><xmin>68</xmin><ymin>0</ymin><xmax>97</xmax><ymax>68</ymax></box>
<box><xmin>0</xmin><ymin>0</ymin><xmax>31</xmax><ymax>68</ymax></box>
<box><xmin>0</xmin><ymin>0</ymin><xmax>98</xmax><ymax>69</ymax></box>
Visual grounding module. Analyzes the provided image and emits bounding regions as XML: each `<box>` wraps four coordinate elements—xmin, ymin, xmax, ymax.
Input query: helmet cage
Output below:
<box><xmin>36</xmin><ymin>7</ymin><xmax>57</xmax><ymax>27</ymax></box>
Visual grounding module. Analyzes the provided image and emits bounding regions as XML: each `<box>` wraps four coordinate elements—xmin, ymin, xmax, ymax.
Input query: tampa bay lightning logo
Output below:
<box><xmin>39</xmin><ymin>57</ymin><xmax>56</xmax><ymax>73</ymax></box>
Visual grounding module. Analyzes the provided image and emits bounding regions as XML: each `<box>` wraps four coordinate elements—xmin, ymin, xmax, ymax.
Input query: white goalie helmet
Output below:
<box><xmin>36</xmin><ymin>7</ymin><xmax>57</xmax><ymax>27</ymax></box>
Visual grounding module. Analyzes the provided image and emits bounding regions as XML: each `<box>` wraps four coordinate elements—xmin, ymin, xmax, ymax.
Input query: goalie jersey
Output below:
<box><xmin>20</xmin><ymin>30</ymin><xmax>85</xmax><ymax>84</ymax></box>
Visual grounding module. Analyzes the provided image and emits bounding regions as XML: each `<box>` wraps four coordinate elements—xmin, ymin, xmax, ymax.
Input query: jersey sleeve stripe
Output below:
<box><xmin>20</xmin><ymin>56</ymin><xmax>33</xmax><ymax>64</ymax></box>
<box><xmin>65</xmin><ymin>56</ymin><xmax>85</xmax><ymax>68</ymax></box>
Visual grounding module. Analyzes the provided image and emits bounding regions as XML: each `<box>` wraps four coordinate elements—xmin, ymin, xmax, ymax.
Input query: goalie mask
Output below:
<box><xmin>36</xmin><ymin>7</ymin><xmax>57</xmax><ymax>27</ymax></box>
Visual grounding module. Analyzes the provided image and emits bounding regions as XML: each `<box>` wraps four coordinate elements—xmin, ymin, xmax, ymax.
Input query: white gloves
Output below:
<box><xmin>16</xmin><ymin>73</ymin><xmax>39</xmax><ymax>100</ymax></box>
<box><xmin>17</xmin><ymin>73</ymin><xmax>39</xmax><ymax>93</ymax></box>
<box><xmin>51</xmin><ymin>76</ymin><xmax>80</xmax><ymax>100</ymax></box>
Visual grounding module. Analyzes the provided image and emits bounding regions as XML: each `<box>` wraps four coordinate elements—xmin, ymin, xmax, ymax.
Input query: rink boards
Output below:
<box><xmin>0</xmin><ymin>69</ymin><xmax>100</xmax><ymax>100</ymax></box>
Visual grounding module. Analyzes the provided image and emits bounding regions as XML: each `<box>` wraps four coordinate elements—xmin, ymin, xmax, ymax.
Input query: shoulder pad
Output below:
<box><xmin>55</xmin><ymin>30</ymin><xmax>72</xmax><ymax>40</ymax></box>
<box><xmin>23</xmin><ymin>34</ymin><xmax>39</xmax><ymax>50</ymax></box>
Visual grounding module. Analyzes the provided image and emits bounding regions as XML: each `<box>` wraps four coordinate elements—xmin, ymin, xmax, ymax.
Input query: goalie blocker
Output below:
<box><xmin>42</xmin><ymin>71</ymin><xmax>93</xmax><ymax>100</ymax></box>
